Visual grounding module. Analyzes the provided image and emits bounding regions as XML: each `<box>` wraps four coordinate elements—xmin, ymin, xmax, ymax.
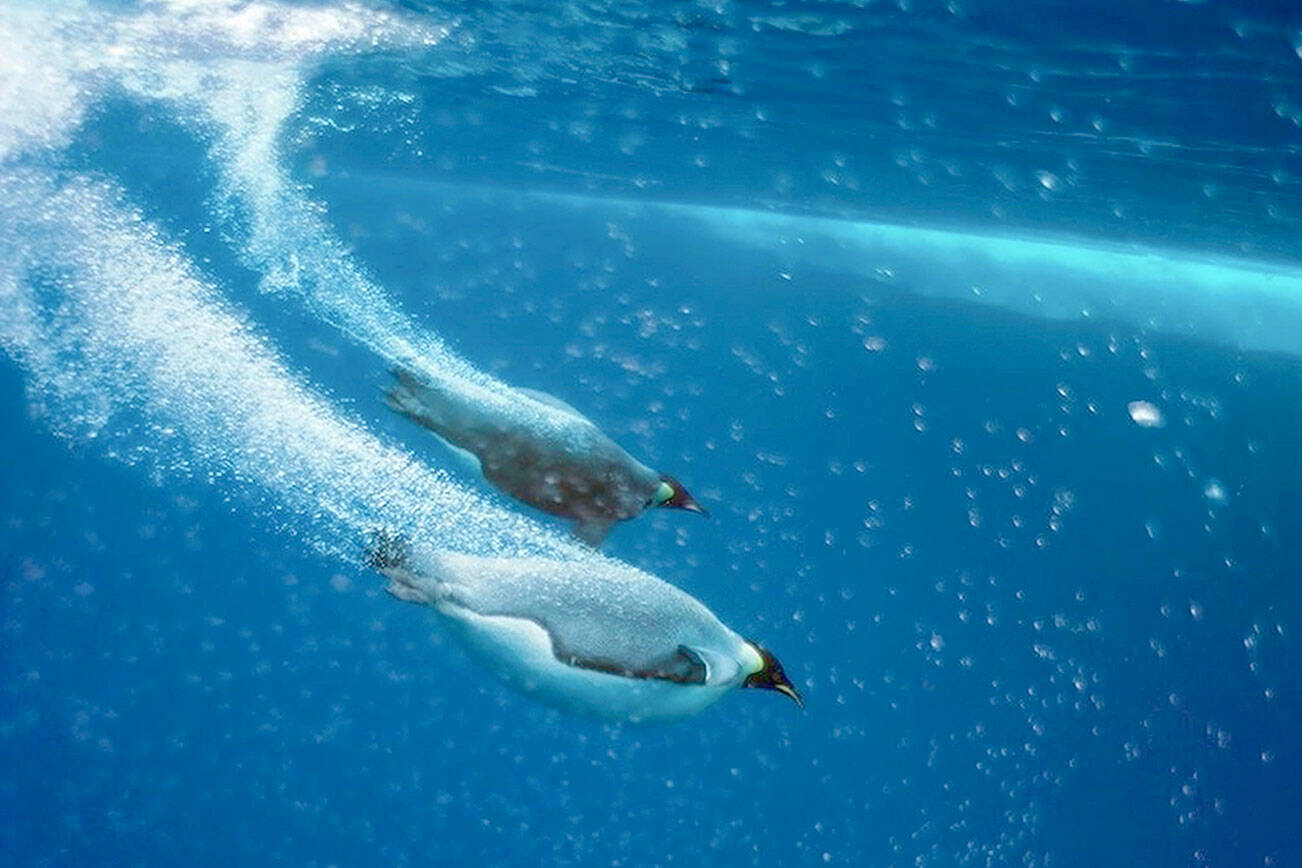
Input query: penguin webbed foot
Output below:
<box><xmin>383</xmin><ymin>366</ymin><xmax>444</xmax><ymax>423</ymax></box>
<box><xmin>382</xmin><ymin>368</ymin><xmax>422</xmax><ymax>418</ymax></box>
<box><xmin>366</xmin><ymin>528</ymin><xmax>434</xmax><ymax>605</ymax></box>
<box><xmin>389</xmin><ymin>366</ymin><xmax>426</xmax><ymax>391</ymax></box>
<box><xmin>384</xmin><ymin>580</ymin><xmax>427</xmax><ymax>604</ymax></box>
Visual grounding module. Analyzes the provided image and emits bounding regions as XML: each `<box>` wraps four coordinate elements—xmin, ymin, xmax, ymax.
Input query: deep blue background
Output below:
<box><xmin>4</xmin><ymin>1</ymin><xmax>1302</xmax><ymax>865</ymax></box>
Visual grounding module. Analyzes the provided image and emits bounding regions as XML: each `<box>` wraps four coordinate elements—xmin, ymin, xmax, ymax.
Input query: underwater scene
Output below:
<box><xmin>2</xmin><ymin>0</ymin><xmax>1301</xmax><ymax>865</ymax></box>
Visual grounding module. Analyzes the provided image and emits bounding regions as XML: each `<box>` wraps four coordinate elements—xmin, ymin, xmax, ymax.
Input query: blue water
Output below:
<box><xmin>2</xmin><ymin>1</ymin><xmax>1300</xmax><ymax>865</ymax></box>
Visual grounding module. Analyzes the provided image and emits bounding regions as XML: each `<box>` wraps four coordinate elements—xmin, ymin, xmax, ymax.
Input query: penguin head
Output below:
<box><xmin>650</xmin><ymin>474</ymin><xmax>708</xmax><ymax>516</ymax></box>
<box><xmin>742</xmin><ymin>641</ymin><xmax>804</xmax><ymax>709</ymax></box>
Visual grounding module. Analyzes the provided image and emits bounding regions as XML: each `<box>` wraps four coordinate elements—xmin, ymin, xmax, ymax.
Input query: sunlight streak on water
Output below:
<box><xmin>531</xmin><ymin>189</ymin><xmax>1302</xmax><ymax>357</ymax></box>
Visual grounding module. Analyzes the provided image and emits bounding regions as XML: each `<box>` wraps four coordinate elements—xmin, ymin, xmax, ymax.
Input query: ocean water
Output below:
<box><xmin>2</xmin><ymin>1</ymin><xmax>1300</xmax><ymax>865</ymax></box>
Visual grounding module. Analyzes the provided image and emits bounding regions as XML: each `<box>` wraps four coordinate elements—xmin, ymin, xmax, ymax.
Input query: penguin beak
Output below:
<box><xmin>658</xmin><ymin>476</ymin><xmax>709</xmax><ymax>516</ymax></box>
<box><xmin>773</xmin><ymin>681</ymin><xmax>805</xmax><ymax>709</ymax></box>
<box><xmin>680</xmin><ymin>499</ymin><xmax>709</xmax><ymax>517</ymax></box>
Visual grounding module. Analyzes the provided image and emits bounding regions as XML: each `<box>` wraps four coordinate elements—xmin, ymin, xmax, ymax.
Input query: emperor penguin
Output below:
<box><xmin>384</xmin><ymin>367</ymin><xmax>706</xmax><ymax>546</ymax></box>
<box><xmin>368</xmin><ymin>532</ymin><xmax>802</xmax><ymax>722</ymax></box>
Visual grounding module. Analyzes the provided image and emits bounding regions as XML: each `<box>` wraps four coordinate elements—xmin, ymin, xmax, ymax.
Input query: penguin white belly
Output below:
<box><xmin>435</xmin><ymin>599</ymin><xmax>737</xmax><ymax>723</ymax></box>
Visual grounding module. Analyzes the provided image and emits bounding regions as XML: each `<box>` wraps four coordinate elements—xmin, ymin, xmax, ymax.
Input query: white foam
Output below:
<box><xmin>0</xmin><ymin>6</ymin><xmax>92</xmax><ymax>160</ymax></box>
<box><xmin>0</xmin><ymin>0</ymin><xmax>445</xmax><ymax>160</ymax></box>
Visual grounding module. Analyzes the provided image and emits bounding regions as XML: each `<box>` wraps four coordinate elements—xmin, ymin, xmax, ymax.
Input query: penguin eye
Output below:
<box><xmin>651</xmin><ymin>481</ymin><xmax>675</xmax><ymax>506</ymax></box>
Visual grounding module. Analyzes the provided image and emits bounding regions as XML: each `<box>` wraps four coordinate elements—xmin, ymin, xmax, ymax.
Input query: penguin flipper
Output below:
<box><xmin>573</xmin><ymin>518</ymin><xmax>614</xmax><ymax>547</ymax></box>
<box><xmin>554</xmin><ymin>643</ymin><xmax>708</xmax><ymax>685</ymax></box>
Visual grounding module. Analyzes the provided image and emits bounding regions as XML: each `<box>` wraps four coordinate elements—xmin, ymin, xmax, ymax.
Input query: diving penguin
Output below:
<box><xmin>368</xmin><ymin>531</ymin><xmax>802</xmax><ymax>722</ymax></box>
<box><xmin>384</xmin><ymin>368</ymin><xmax>706</xmax><ymax>546</ymax></box>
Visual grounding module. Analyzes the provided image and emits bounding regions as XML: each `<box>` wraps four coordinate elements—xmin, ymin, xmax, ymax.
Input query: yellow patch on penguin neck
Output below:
<box><xmin>740</xmin><ymin>641</ymin><xmax>765</xmax><ymax>677</ymax></box>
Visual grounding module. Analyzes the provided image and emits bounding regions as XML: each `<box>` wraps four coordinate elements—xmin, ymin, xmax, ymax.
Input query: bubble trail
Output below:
<box><xmin>0</xmin><ymin>0</ymin><xmax>580</xmax><ymax>472</ymax></box>
<box><xmin>196</xmin><ymin>71</ymin><xmax>583</xmax><ymax>442</ymax></box>
<box><xmin>0</xmin><ymin>169</ymin><xmax>589</xmax><ymax>566</ymax></box>
<box><xmin>0</xmin><ymin>0</ymin><xmax>607</xmax><ymax>569</ymax></box>
<box><xmin>78</xmin><ymin>0</ymin><xmax>587</xmax><ymax>442</ymax></box>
